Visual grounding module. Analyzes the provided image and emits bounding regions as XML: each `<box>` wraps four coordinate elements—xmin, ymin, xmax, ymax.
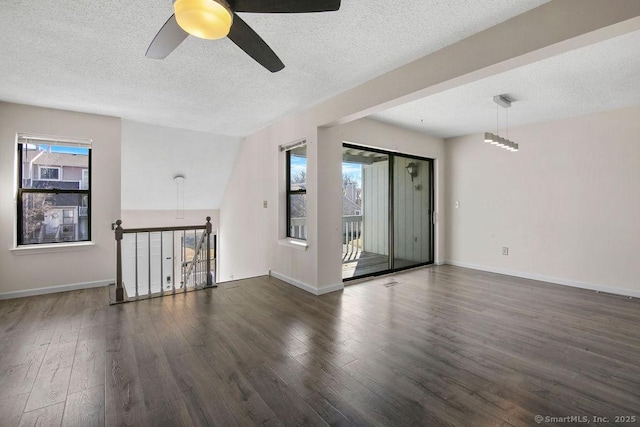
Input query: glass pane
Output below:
<box><xmin>289</xmin><ymin>146</ymin><xmax>307</xmax><ymax>191</ymax></box>
<box><xmin>342</xmin><ymin>146</ymin><xmax>389</xmax><ymax>279</ymax></box>
<box><xmin>21</xmin><ymin>143</ymin><xmax>89</xmax><ymax>190</ymax></box>
<box><xmin>393</xmin><ymin>156</ymin><xmax>432</xmax><ymax>268</ymax></box>
<box><xmin>289</xmin><ymin>193</ymin><xmax>307</xmax><ymax>240</ymax></box>
<box><xmin>20</xmin><ymin>192</ymin><xmax>89</xmax><ymax>244</ymax></box>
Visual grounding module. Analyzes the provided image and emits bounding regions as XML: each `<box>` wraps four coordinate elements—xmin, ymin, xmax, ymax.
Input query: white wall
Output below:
<box><xmin>0</xmin><ymin>102</ymin><xmax>121</xmax><ymax>297</ymax></box>
<box><xmin>119</xmin><ymin>209</ymin><xmax>219</xmax><ymax>230</ymax></box>
<box><xmin>121</xmin><ymin>120</ymin><xmax>242</xmax><ymax>211</ymax></box>
<box><xmin>445</xmin><ymin>106</ymin><xmax>640</xmax><ymax>296</ymax></box>
<box><xmin>362</xmin><ymin>160</ymin><xmax>389</xmax><ymax>255</ymax></box>
<box><xmin>219</xmin><ymin>112</ymin><xmax>318</xmax><ymax>285</ymax></box>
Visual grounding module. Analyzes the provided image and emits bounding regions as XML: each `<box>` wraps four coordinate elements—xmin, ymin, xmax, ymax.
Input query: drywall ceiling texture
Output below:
<box><xmin>371</xmin><ymin>29</ymin><xmax>640</xmax><ymax>138</ymax></box>
<box><xmin>0</xmin><ymin>0</ymin><xmax>547</xmax><ymax>137</ymax></box>
<box><xmin>121</xmin><ymin>120</ymin><xmax>242</xmax><ymax>210</ymax></box>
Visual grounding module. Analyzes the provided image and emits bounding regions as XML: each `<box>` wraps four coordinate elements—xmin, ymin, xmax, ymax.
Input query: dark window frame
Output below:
<box><xmin>286</xmin><ymin>148</ymin><xmax>307</xmax><ymax>240</ymax></box>
<box><xmin>17</xmin><ymin>143</ymin><xmax>92</xmax><ymax>246</ymax></box>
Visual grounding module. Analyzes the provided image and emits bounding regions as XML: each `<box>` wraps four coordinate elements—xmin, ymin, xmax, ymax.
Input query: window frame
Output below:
<box><xmin>38</xmin><ymin>166</ymin><xmax>61</xmax><ymax>180</ymax></box>
<box><xmin>16</xmin><ymin>139</ymin><xmax>92</xmax><ymax>246</ymax></box>
<box><xmin>285</xmin><ymin>147</ymin><xmax>307</xmax><ymax>240</ymax></box>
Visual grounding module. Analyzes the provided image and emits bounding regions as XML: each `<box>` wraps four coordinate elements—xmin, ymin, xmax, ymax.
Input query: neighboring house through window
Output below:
<box><xmin>285</xmin><ymin>142</ymin><xmax>307</xmax><ymax>240</ymax></box>
<box><xmin>17</xmin><ymin>134</ymin><xmax>92</xmax><ymax>245</ymax></box>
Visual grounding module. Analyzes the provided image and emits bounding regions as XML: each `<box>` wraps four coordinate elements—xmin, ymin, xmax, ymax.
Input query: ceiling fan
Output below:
<box><xmin>146</xmin><ymin>0</ymin><xmax>342</xmax><ymax>72</ymax></box>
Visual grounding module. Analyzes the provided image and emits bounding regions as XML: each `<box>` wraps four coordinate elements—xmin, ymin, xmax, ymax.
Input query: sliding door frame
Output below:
<box><xmin>343</xmin><ymin>143</ymin><xmax>435</xmax><ymax>281</ymax></box>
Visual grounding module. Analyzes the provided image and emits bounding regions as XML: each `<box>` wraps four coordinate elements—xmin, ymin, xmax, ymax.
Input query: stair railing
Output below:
<box><xmin>113</xmin><ymin>216</ymin><xmax>216</xmax><ymax>303</ymax></box>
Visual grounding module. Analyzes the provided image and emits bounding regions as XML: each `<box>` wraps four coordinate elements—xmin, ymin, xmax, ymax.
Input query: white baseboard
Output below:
<box><xmin>445</xmin><ymin>260</ymin><xmax>640</xmax><ymax>298</ymax></box>
<box><xmin>269</xmin><ymin>270</ymin><xmax>344</xmax><ymax>295</ymax></box>
<box><xmin>0</xmin><ymin>279</ymin><xmax>113</xmax><ymax>300</ymax></box>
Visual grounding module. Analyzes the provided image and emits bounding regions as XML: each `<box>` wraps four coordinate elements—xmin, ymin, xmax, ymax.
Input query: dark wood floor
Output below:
<box><xmin>1</xmin><ymin>265</ymin><xmax>639</xmax><ymax>426</ymax></box>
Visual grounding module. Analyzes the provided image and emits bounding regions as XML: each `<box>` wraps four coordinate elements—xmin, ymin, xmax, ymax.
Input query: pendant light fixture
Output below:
<box><xmin>483</xmin><ymin>95</ymin><xmax>519</xmax><ymax>152</ymax></box>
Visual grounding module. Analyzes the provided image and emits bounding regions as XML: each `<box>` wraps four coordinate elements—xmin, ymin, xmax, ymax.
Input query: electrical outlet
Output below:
<box><xmin>263</xmin><ymin>200</ymin><xmax>268</xmax><ymax>208</ymax></box>
<box><xmin>502</xmin><ymin>247</ymin><xmax>509</xmax><ymax>256</ymax></box>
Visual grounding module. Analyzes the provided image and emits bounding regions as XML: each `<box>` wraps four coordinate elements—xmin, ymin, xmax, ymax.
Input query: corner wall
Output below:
<box><xmin>445</xmin><ymin>106</ymin><xmax>640</xmax><ymax>296</ymax></box>
<box><xmin>218</xmin><ymin>116</ymin><xmax>444</xmax><ymax>293</ymax></box>
<box><xmin>218</xmin><ymin>112</ymin><xmax>318</xmax><ymax>285</ymax></box>
<box><xmin>0</xmin><ymin>102</ymin><xmax>121</xmax><ymax>297</ymax></box>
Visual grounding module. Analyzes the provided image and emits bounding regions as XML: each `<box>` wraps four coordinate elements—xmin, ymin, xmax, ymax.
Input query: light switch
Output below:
<box><xmin>455</xmin><ymin>201</ymin><xmax>460</xmax><ymax>209</ymax></box>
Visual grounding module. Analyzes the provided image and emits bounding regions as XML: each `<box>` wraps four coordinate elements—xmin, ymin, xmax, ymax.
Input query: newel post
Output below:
<box><xmin>115</xmin><ymin>219</ymin><xmax>124</xmax><ymax>302</ymax></box>
<box><xmin>205</xmin><ymin>216</ymin><xmax>213</xmax><ymax>287</ymax></box>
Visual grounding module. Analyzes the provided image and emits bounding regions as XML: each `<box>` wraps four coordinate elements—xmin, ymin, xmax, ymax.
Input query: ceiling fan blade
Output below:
<box><xmin>230</xmin><ymin>0</ymin><xmax>341</xmax><ymax>13</ymax></box>
<box><xmin>227</xmin><ymin>13</ymin><xmax>284</xmax><ymax>72</ymax></box>
<box><xmin>146</xmin><ymin>15</ymin><xmax>189</xmax><ymax>59</ymax></box>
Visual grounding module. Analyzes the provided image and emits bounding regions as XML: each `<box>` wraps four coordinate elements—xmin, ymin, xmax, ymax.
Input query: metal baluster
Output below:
<box><xmin>135</xmin><ymin>233</ymin><xmax>139</xmax><ymax>297</ymax></box>
<box><xmin>148</xmin><ymin>232</ymin><xmax>151</xmax><ymax>296</ymax></box>
<box><xmin>213</xmin><ymin>234</ymin><xmax>217</xmax><ymax>287</ymax></box>
<box><xmin>172</xmin><ymin>230</ymin><xmax>176</xmax><ymax>293</ymax></box>
<box><xmin>348</xmin><ymin>221</ymin><xmax>353</xmax><ymax>256</ymax></box>
<box><xmin>182</xmin><ymin>230</ymin><xmax>186</xmax><ymax>292</ymax></box>
<box><xmin>160</xmin><ymin>231</ymin><xmax>164</xmax><ymax>296</ymax></box>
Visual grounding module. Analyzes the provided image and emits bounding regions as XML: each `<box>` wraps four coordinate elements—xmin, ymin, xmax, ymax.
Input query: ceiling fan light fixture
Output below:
<box><xmin>173</xmin><ymin>0</ymin><xmax>233</xmax><ymax>40</ymax></box>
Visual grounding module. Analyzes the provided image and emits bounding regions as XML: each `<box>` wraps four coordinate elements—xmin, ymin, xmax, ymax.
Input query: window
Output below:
<box><xmin>39</xmin><ymin>166</ymin><xmax>60</xmax><ymax>180</ymax></box>
<box><xmin>286</xmin><ymin>144</ymin><xmax>307</xmax><ymax>240</ymax></box>
<box><xmin>81</xmin><ymin>169</ymin><xmax>89</xmax><ymax>190</ymax></box>
<box><xmin>17</xmin><ymin>135</ymin><xmax>91</xmax><ymax>245</ymax></box>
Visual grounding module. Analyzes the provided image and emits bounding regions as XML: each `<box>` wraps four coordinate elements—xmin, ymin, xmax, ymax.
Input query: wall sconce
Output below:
<box><xmin>406</xmin><ymin>162</ymin><xmax>418</xmax><ymax>181</ymax></box>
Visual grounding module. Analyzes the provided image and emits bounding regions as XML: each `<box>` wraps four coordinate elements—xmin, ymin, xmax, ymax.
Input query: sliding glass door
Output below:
<box><xmin>342</xmin><ymin>147</ymin><xmax>389</xmax><ymax>278</ymax></box>
<box><xmin>342</xmin><ymin>144</ymin><xmax>433</xmax><ymax>280</ymax></box>
<box><xmin>392</xmin><ymin>156</ymin><xmax>433</xmax><ymax>269</ymax></box>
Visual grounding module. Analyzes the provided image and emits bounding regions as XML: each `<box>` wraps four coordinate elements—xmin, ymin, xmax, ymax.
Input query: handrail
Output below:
<box><xmin>121</xmin><ymin>224</ymin><xmax>206</xmax><ymax>234</ymax></box>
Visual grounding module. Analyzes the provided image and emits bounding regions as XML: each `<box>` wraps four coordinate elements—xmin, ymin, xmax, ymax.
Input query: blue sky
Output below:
<box><xmin>291</xmin><ymin>156</ymin><xmax>362</xmax><ymax>187</ymax></box>
<box><xmin>38</xmin><ymin>144</ymin><xmax>88</xmax><ymax>155</ymax></box>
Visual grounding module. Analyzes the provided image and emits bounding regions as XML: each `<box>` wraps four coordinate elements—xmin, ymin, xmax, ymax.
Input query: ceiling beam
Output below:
<box><xmin>314</xmin><ymin>0</ymin><xmax>640</xmax><ymax>128</ymax></box>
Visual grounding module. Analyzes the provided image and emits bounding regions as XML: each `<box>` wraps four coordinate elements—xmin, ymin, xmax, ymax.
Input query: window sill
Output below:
<box><xmin>277</xmin><ymin>238</ymin><xmax>308</xmax><ymax>251</ymax></box>
<box><xmin>10</xmin><ymin>241</ymin><xmax>96</xmax><ymax>255</ymax></box>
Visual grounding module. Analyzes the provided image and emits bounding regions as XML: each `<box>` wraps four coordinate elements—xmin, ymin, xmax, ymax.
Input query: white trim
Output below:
<box><xmin>445</xmin><ymin>260</ymin><xmax>640</xmax><ymax>298</ymax></box>
<box><xmin>317</xmin><ymin>282</ymin><xmax>345</xmax><ymax>295</ymax></box>
<box><xmin>269</xmin><ymin>270</ymin><xmax>344</xmax><ymax>295</ymax></box>
<box><xmin>277</xmin><ymin>238</ymin><xmax>308</xmax><ymax>250</ymax></box>
<box><xmin>0</xmin><ymin>279</ymin><xmax>112</xmax><ymax>300</ymax></box>
<box><xmin>10</xmin><ymin>241</ymin><xmax>95</xmax><ymax>255</ymax></box>
<box><xmin>18</xmin><ymin>132</ymin><xmax>93</xmax><ymax>147</ymax></box>
<box><xmin>280</xmin><ymin>138</ymin><xmax>307</xmax><ymax>152</ymax></box>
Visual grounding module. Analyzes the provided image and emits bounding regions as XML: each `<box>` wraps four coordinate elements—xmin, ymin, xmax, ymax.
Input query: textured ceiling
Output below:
<box><xmin>370</xmin><ymin>30</ymin><xmax>640</xmax><ymax>139</ymax></box>
<box><xmin>0</xmin><ymin>0</ymin><xmax>548</xmax><ymax>137</ymax></box>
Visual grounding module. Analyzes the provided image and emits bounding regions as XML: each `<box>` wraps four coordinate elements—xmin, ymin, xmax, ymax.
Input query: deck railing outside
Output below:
<box><xmin>113</xmin><ymin>217</ymin><xmax>216</xmax><ymax>303</ymax></box>
<box><xmin>342</xmin><ymin>215</ymin><xmax>362</xmax><ymax>261</ymax></box>
<box><xmin>289</xmin><ymin>216</ymin><xmax>363</xmax><ymax>261</ymax></box>
<box><xmin>289</xmin><ymin>217</ymin><xmax>307</xmax><ymax>240</ymax></box>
